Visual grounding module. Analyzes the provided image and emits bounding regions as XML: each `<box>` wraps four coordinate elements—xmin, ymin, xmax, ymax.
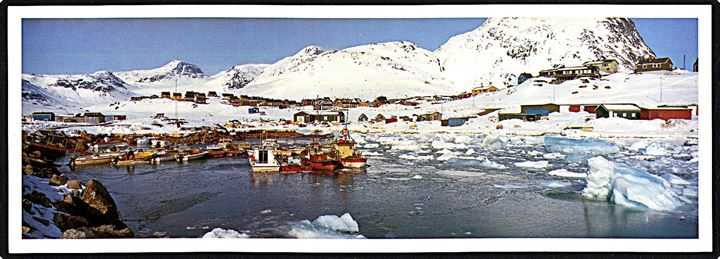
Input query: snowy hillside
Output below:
<box><xmin>436</xmin><ymin>17</ymin><xmax>655</xmax><ymax>91</ymax></box>
<box><xmin>22</xmin><ymin>71</ymin><xmax>135</xmax><ymax>113</ymax></box>
<box><xmin>239</xmin><ymin>42</ymin><xmax>454</xmax><ymax>100</ymax></box>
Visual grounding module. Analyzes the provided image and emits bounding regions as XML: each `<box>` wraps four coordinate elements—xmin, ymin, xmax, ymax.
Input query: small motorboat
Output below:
<box><xmin>112</xmin><ymin>158</ymin><xmax>151</xmax><ymax>166</ymax></box>
<box><xmin>70</xmin><ymin>152</ymin><xmax>124</xmax><ymax>166</ymax></box>
<box><xmin>333</xmin><ymin>126</ymin><xmax>367</xmax><ymax>168</ymax></box>
<box><xmin>176</xmin><ymin>151</ymin><xmax>209</xmax><ymax>162</ymax></box>
<box><xmin>249</xmin><ymin>140</ymin><xmax>281</xmax><ymax>173</ymax></box>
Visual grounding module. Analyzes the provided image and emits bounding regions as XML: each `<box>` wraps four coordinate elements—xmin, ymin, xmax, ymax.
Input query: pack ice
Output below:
<box><xmin>582</xmin><ymin>156</ymin><xmax>685</xmax><ymax>211</ymax></box>
<box><xmin>545</xmin><ymin>136</ymin><xmax>619</xmax><ymax>162</ymax></box>
<box><xmin>288</xmin><ymin>213</ymin><xmax>365</xmax><ymax>239</ymax></box>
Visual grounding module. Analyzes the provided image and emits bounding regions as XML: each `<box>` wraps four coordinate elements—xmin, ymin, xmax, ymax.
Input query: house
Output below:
<box><xmin>372</xmin><ymin>96</ymin><xmax>388</xmax><ymax>107</ymax></box>
<box><xmin>32</xmin><ymin>112</ymin><xmax>55</xmax><ymax>121</ymax></box>
<box><xmin>293</xmin><ymin>111</ymin><xmax>345</xmax><ymax>124</ymax></box>
<box><xmin>208</xmin><ymin>91</ymin><xmax>218</xmax><ymax>97</ymax></box>
<box><xmin>335</xmin><ymin>98</ymin><xmax>359</xmax><ymax>108</ymax></box>
<box><xmin>538</xmin><ymin>65</ymin><xmax>600</xmax><ymax>83</ymax></box>
<box><xmin>172</xmin><ymin>93</ymin><xmax>183</xmax><ymax>100</ymax></box>
<box><xmin>583</xmin><ymin>59</ymin><xmax>619</xmax><ymax>74</ymax></box>
<box><xmin>399</xmin><ymin>116</ymin><xmax>413</xmax><ymax>122</ymax></box>
<box><xmin>415</xmin><ymin>112</ymin><xmax>442</xmax><ymax>122</ymax></box>
<box><xmin>520</xmin><ymin>103</ymin><xmax>560</xmax><ymax>116</ymax></box>
<box><xmin>313</xmin><ymin>98</ymin><xmax>335</xmax><ymax>110</ymax></box>
<box><xmin>640</xmin><ymin>106</ymin><xmax>692</xmax><ymax>121</ymax></box>
<box><xmin>248</xmin><ymin>107</ymin><xmax>260</xmax><ymax>114</ymax></box>
<box><xmin>373</xmin><ymin>114</ymin><xmax>386</xmax><ymax>122</ymax></box>
<box><xmin>103</xmin><ymin>114</ymin><xmax>127</xmax><ymax>122</ymax></box>
<box><xmin>222</xmin><ymin>93</ymin><xmax>235</xmax><ymax>99</ymax></box>
<box><xmin>357</xmin><ymin>113</ymin><xmax>369</xmax><ymax>122</ymax></box>
<box><xmin>518</xmin><ymin>73</ymin><xmax>533</xmax><ymax>85</ymax></box>
<box><xmin>693</xmin><ymin>58</ymin><xmax>698</xmax><ymax>72</ymax></box>
<box><xmin>161</xmin><ymin>92</ymin><xmax>171</xmax><ymax>99</ymax></box>
<box><xmin>130</xmin><ymin>96</ymin><xmax>148</xmax><ymax>101</ymax></box>
<box><xmin>82</xmin><ymin>112</ymin><xmax>106</xmax><ymax>124</ymax></box>
<box><xmin>149</xmin><ymin>94</ymin><xmax>159</xmax><ymax>99</ymax></box>
<box><xmin>471</xmin><ymin>86</ymin><xmax>499</xmax><ymax>95</ymax></box>
<box><xmin>441</xmin><ymin>117</ymin><xmax>471</xmax><ymax>127</ymax></box>
<box><xmin>635</xmin><ymin>57</ymin><xmax>673</xmax><ymax>72</ymax></box>
<box><xmin>184</xmin><ymin>91</ymin><xmax>197</xmax><ymax>101</ymax></box>
<box><xmin>595</xmin><ymin>104</ymin><xmax>641</xmax><ymax>120</ymax></box>
<box><xmin>194</xmin><ymin>93</ymin><xmax>207</xmax><ymax>104</ymax></box>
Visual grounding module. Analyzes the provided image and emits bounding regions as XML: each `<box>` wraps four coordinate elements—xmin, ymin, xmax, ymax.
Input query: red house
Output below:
<box><xmin>385</xmin><ymin>117</ymin><xmax>398</xmax><ymax>124</ymax></box>
<box><xmin>640</xmin><ymin>107</ymin><xmax>692</xmax><ymax>121</ymax></box>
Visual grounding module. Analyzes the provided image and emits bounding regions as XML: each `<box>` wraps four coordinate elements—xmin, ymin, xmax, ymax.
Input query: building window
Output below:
<box><xmin>631</xmin><ymin>113</ymin><xmax>636</xmax><ymax>118</ymax></box>
<box><xmin>621</xmin><ymin>112</ymin><xmax>626</xmax><ymax>117</ymax></box>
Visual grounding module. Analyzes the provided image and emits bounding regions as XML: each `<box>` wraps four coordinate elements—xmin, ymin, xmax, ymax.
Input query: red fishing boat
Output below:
<box><xmin>333</xmin><ymin>126</ymin><xmax>367</xmax><ymax>168</ymax></box>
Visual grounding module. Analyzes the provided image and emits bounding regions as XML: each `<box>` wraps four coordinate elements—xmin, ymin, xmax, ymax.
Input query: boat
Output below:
<box><xmin>206</xmin><ymin>144</ymin><xmax>227</xmax><ymax>158</ymax></box>
<box><xmin>305</xmin><ymin>137</ymin><xmax>341</xmax><ymax>171</ymax></box>
<box><xmin>150</xmin><ymin>150</ymin><xmax>177</xmax><ymax>164</ymax></box>
<box><xmin>280</xmin><ymin>156</ymin><xmax>309</xmax><ymax>174</ymax></box>
<box><xmin>176</xmin><ymin>150</ymin><xmax>209</xmax><ymax>162</ymax></box>
<box><xmin>333</xmin><ymin>126</ymin><xmax>367</xmax><ymax>168</ymax></box>
<box><xmin>112</xmin><ymin>159</ymin><xmax>151</xmax><ymax>166</ymax></box>
<box><xmin>70</xmin><ymin>152</ymin><xmax>124</xmax><ymax>166</ymax></box>
<box><xmin>249</xmin><ymin>140</ymin><xmax>281</xmax><ymax>173</ymax></box>
<box><xmin>132</xmin><ymin>150</ymin><xmax>156</xmax><ymax>160</ymax></box>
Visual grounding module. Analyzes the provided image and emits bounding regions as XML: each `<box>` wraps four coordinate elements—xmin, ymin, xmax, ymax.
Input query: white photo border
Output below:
<box><xmin>7</xmin><ymin>4</ymin><xmax>713</xmax><ymax>253</ymax></box>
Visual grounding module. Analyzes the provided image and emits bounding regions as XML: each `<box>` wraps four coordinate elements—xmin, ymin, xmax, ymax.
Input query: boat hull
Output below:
<box><xmin>251</xmin><ymin>165</ymin><xmax>281</xmax><ymax>173</ymax></box>
<box><xmin>113</xmin><ymin>160</ymin><xmax>151</xmax><ymax>166</ymax></box>
<box><xmin>340</xmin><ymin>157</ymin><xmax>367</xmax><ymax>168</ymax></box>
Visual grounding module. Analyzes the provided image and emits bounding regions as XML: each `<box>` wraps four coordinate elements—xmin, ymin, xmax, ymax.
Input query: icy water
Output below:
<box><xmin>60</xmin><ymin>134</ymin><xmax>699</xmax><ymax>238</ymax></box>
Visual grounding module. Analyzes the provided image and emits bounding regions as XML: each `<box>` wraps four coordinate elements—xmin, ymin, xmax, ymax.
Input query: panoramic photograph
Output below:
<box><xmin>19</xmin><ymin>16</ymin><xmax>700</xmax><ymax>240</ymax></box>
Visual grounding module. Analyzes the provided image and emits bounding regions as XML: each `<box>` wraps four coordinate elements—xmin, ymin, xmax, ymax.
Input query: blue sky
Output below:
<box><xmin>22</xmin><ymin>18</ymin><xmax>697</xmax><ymax>75</ymax></box>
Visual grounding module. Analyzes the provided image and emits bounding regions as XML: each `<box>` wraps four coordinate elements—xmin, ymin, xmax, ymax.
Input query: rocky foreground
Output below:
<box><xmin>22</xmin><ymin>139</ymin><xmax>133</xmax><ymax>239</ymax></box>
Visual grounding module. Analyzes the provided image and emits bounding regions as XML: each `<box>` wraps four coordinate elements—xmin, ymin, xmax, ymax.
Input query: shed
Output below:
<box><xmin>595</xmin><ymin>104</ymin><xmax>641</xmax><ymax>120</ymax></box>
<box><xmin>441</xmin><ymin>117</ymin><xmax>471</xmax><ymax>127</ymax></box>
<box><xmin>640</xmin><ymin>107</ymin><xmax>692</xmax><ymax>121</ymax></box>
<box><xmin>416</xmin><ymin>112</ymin><xmax>442</xmax><ymax>122</ymax></box>
<box><xmin>498</xmin><ymin>113</ymin><xmax>539</xmax><ymax>122</ymax></box>
<box><xmin>294</xmin><ymin>111</ymin><xmax>345</xmax><ymax>124</ymax></box>
<box><xmin>161</xmin><ymin>92</ymin><xmax>171</xmax><ymax>99</ymax></box>
<box><xmin>82</xmin><ymin>112</ymin><xmax>106</xmax><ymax>124</ymax></box>
<box><xmin>373</xmin><ymin>114</ymin><xmax>386</xmax><ymax>122</ymax></box>
<box><xmin>635</xmin><ymin>57</ymin><xmax>673</xmax><ymax>72</ymax></box>
<box><xmin>567</xmin><ymin>104</ymin><xmax>600</xmax><ymax>113</ymax></box>
<box><xmin>32</xmin><ymin>112</ymin><xmax>55</xmax><ymax>121</ymax></box>
<box><xmin>520</xmin><ymin>103</ymin><xmax>560</xmax><ymax>116</ymax></box>
<box><xmin>248</xmin><ymin>107</ymin><xmax>260</xmax><ymax>114</ymax></box>
<box><xmin>518</xmin><ymin>73</ymin><xmax>533</xmax><ymax>85</ymax></box>
<box><xmin>357</xmin><ymin>113</ymin><xmax>369</xmax><ymax>122</ymax></box>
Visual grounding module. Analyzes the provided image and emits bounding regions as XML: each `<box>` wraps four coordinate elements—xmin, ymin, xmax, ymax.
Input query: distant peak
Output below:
<box><xmin>298</xmin><ymin>45</ymin><xmax>326</xmax><ymax>56</ymax></box>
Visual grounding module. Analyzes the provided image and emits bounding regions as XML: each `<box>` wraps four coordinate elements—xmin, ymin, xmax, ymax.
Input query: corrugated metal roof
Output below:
<box><xmin>602</xmin><ymin>104</ymin><xmax>640</xmax><ymax>111</ymax></box>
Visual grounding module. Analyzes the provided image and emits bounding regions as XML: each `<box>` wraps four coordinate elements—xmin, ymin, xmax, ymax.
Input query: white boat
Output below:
<box><xmin>249</xmin><ymin>141</ymin><xmax>281</xmax><ymax>173</ymax></box>
<box><xmin>175</xmin><ymin>151</ymin><xmax>209</xmax><ymax>162</ymax></box>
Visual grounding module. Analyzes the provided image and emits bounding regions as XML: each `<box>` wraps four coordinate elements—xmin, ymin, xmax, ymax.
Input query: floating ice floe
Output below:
<box><xmin>399</xmin><ymin>154</ymin><xmax>434</xmax><ymax>160</ymax></box>
<box><xmin>412</xmin><ymin>175</ymin><xmax>423</xmax><ymax>179</ymax></box>
<box><xmin>627</xmin><ymin>140</ymin><xmax>650</xmax><ymax>152</ymax></box>
<box><xmin>526</xmin><ymin>150</ymin><xmax>543</xmax><ymax>157</ymax></box>
<box><xmin>582</xmin><ymin>156</ymin><xmax>686</xmax><ymax>211</ymax></box>
<box><xmin>202</xmin><ymin>228</ymin><xmax>250</xmax><ymax>238</ymax></box>
<box><xmin>548</xmin><ymin>169</ymin><xmax>587</xmax><ymax>178</ymax></box>
<box><xmin>493</xmin><ymin>183</ymin><xmax>528</xmax><ymax>189</ymax></box>
<box><xmin>542</xmin><ymin>152</ymin><xmax>566</xmax><ymax>159</ymax></box>
<box><xmin>545</xmin><ymin>136</ymin><xmax>619</xmax><ymax>162</ymax></box>
<box><xmin>540</xmin><ymin>180</ymin><xmax>573</xmax><ymax>188</ymax></box>
<box><xmin>643</xmin><ymin>143</ymin><xmax>668</xmax><ymax>156</ymax></box>
<box><xmin>363</xmin><ymin>143</ymin><xmax>380</xmax><ymax>149</ymax></box>
<box><xmin>661</xmin><ymin>173</ymin><xmax>691</xmax><ymax>186</ymax></box>
<box><xmin>514</xmin><ymin>160</ymin><xmax>549</xmax><ymax>169</ymax></box>
<box><xmin>436</xmin><ymin>153</ymin><xmax>459</xmax><ymax>161</ymax></box>
<box><xmin>465</xmin><ymin>148</ymin><xmax>476</xmax><ymax>155</ymax></box>
<box><xmin>454</xmin><ymin>135</ymin><xmax>474</xmax><ymax>144</ymax></box>
<box><xmin>288</xmin><ymin>213</ymin><xmax>365</xmax><ymax>239</ymax></box>
<box><xmin>436</xmin><ymin>170</ymin><xmax>485</xmax><ymax>177</ymax></box>
<box><xmin>431</xmin><ymin>140</ymin><xmax>468</xmax><ymax>150</ymax></box>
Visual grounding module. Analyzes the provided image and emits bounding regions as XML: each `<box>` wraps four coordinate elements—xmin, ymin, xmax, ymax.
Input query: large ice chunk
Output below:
<box><xmin>288</xmin><ymin>213</ymin><xmax>365</xmax><ymax>239</ymax></box>
<box><xmin>548</xmin><ymin>169</ymin><xmax>587</xmax><ymax>178</ymax></box>
<box><xmin>582</xmin><ymin>156</ymin><xmax>685</xmax><ymax>211</ymax></box>
<box><xmin>202</xmin><ymin>228</ymin><xmax>250</xmax><ymax>238</ymax></box>
<box><xmin>545</xmin><ymin>137</ymin><xmax>619</xmax><ymax>162</ymax></box>
<box><xmin>514</xmin><ymin>160</ymin><xmax>549</xmax><ymax>169</ymax></box>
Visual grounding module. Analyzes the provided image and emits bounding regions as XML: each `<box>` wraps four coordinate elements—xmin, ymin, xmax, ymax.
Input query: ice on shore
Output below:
<box><xmin>514</xmin><ymin>160</ymin><xmax>549</xmax><ymax>169</ymax></box>
<box><xmin>548</xmin><ymin>169</ymin><xmax>587</xmax><ymax>178</ymax></box>
<box><xmin>202</xmin><ymin>228</ymin><xmax>250</xmax><ymax>238</ymax></box>
<box><xmin>288</xmin><ymin>213</ymin><xmax>365</xmax><ymax>239</ymax></box>
<box><xmin>582</xmin><ymin>156</ymin><xmax>685</xmax><ymax>211</ymax></box>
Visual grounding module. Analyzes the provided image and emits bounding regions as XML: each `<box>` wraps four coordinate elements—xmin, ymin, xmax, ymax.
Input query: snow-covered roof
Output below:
<box><xmin>601</xmin><ymin>104</ymin><xmax>640</xmax><ymax>111</ymax></box>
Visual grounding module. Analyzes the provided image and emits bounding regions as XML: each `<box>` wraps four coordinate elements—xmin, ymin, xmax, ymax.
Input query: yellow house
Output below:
<box><xmin>583</xmin><ymin>59</ymin><xmax>619</xmax><ymax>74</ymax></box>
<box><xmin>471</xmin><ymin>86</ymin><xmax>499</xmax><ymax>95</ymax></box>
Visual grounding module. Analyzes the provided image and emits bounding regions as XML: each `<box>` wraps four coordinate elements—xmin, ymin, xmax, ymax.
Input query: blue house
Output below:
<box><xmin>248</xmin><ymin>107</ymin><xmax>260</xmax><ymax>114</ymax></box>
<box><xmin>518</xmin><ymin>72</ymin><xmax>533</xmax><ymax>85</ymax></box>
<box><xmin>32</xmin><ymin>112</ymin><xmax>55</xmax><ymax>121</ymax></box>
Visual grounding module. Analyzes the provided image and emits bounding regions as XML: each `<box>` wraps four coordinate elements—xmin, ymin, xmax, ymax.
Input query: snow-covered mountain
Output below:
<box><xmin>207</xmin><ymin>64</ymin><xmax>267</xmax><ymax>90</ymax></box>
<box><xmin>436</xmin><ymin>17</ymin><xmax>655</xmax><ymax>91</ymax></box>
<box><xmin>22</xmin><ymin>71</ymin><xmax>135</xmax><ymax>113</ymax></box>
<box><xmin>239</xmin><ymin>42</ymin><xmax>454</xmax><ymax>99</ymax></box>
<box><xmin>115</xmin><ymin>59</ymin><xmax>207</xmax><ymax>84</ymax></box>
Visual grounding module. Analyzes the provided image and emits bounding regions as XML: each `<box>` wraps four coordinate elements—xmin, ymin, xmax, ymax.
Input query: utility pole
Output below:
<box><xmin>683</xmin><ymin>54</ymin><xmax>686</xmax><ymax>70</ymax></box>
<box><xmin>175</xmin><ymin>78</ymin><xmax>179</xmax><ymax>128</ymax></box>
<box><xmin>660</xmin><ymin>76</ymin><xmax>663</xmax><ymax>103</ymax></box>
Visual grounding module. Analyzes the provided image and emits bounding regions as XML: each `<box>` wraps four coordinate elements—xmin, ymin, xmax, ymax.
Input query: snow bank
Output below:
<box><xmin>202</xmin><ymin>228</ymin><xmax>250</xmax><ymax>238</ymax></box>
<box><xmin>582</xmin><ymin>156</ymin><xmax>686</xmax><ymax>211</ymax></box>
<box><xmin>514</xmin><ymin>160</ymin><xmax>549</xmax><ymax>169</ymax></box>
<box><xmin>288</xmin><ymin>213</ymin><xmax>365</xmax><ymax>239</ymax></box>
